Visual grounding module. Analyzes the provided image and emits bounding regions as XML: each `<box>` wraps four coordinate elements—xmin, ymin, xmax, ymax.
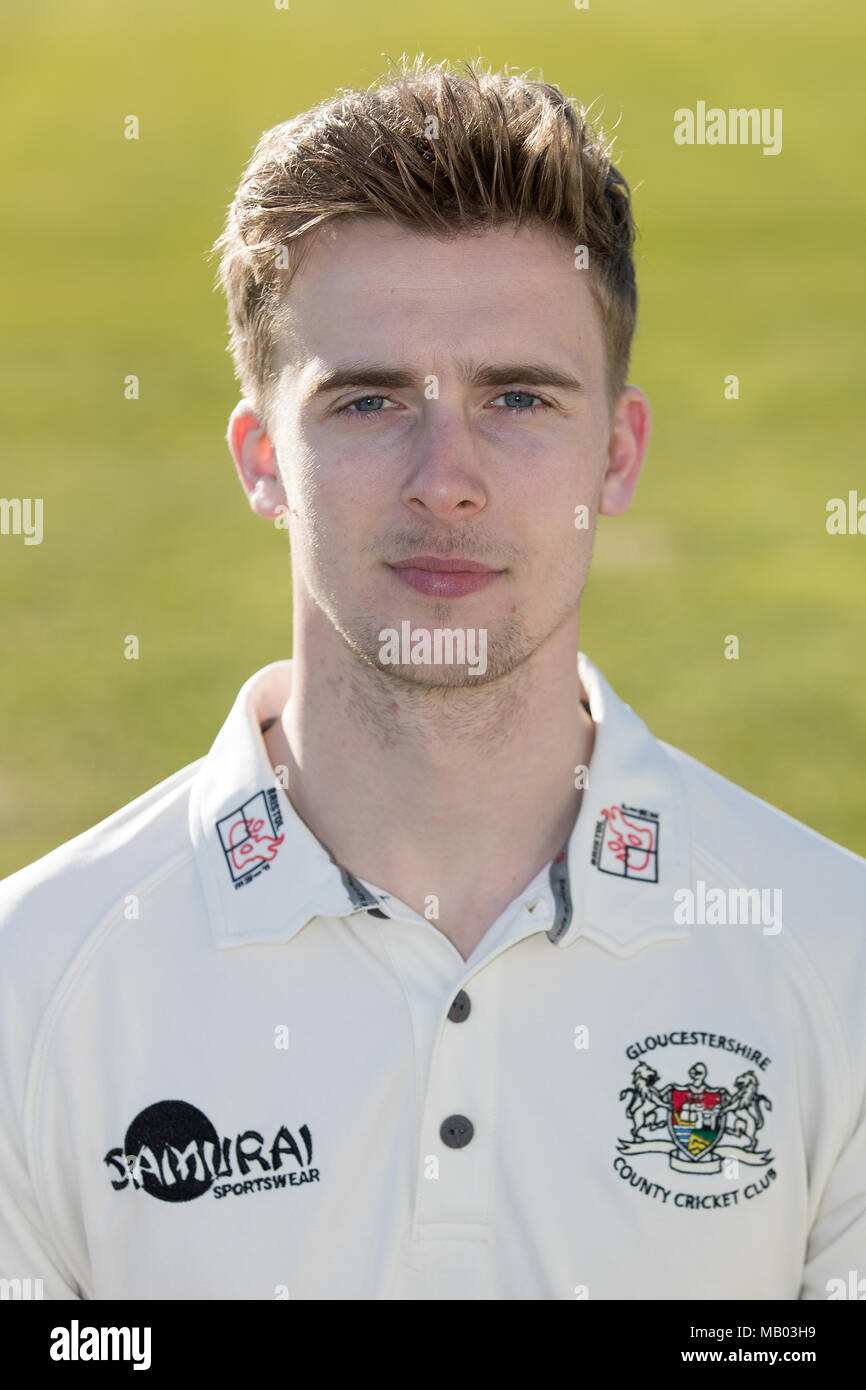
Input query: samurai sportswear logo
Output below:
<box><xmin>613</xmin><ymin>1036</ymin><xmax>777</xmax><ymax>1210</ymax></box>
<box><xmin>217</xmin><ymin>788</ymin><xmax>284</xmax><ymax>887</ymax></box>
<box><xmin>103</xmin><ymin>1100</ymin><xmax>320</xmax><ymax>1202</ymax></box>
<box><xmin>592</xmin><ymin>804</ymin><xmax>658</xmax><ymax>881</ymax></box>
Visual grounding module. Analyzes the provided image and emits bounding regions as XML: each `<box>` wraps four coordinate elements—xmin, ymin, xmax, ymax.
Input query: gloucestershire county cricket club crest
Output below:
<box><xmin>617</xmin><ymin>1061</ymin><xmax>773</xmax><ymax>1174</ymax></box>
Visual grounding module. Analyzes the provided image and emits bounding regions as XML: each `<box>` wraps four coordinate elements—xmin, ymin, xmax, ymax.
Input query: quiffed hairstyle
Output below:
<box><xmin>213</xmin><ymin>56</ymin><xmax>638</xmax><ymax>424</ymax></box>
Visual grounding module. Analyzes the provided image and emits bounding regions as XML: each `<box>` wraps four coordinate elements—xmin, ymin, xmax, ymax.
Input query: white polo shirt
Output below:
<box><xmin>1</xmin><ymin>653</ymin><xmax>864</xmax><ymax>1301</ymax></box>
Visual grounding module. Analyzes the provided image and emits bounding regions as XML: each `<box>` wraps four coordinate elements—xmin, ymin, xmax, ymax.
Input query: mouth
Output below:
<box><xmin>385</xmin><ymin>555</ymin><xmax>505</xmax><ymax>598</ymax></box>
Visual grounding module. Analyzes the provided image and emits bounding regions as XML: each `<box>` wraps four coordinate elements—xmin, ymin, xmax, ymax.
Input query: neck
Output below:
<box><xmin>266</xmin><ymin>609</ymin><xmax>595</xmax><ymax>957</ymax></box>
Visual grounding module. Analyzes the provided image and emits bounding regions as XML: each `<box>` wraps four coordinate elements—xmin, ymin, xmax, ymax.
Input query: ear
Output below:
<box><xmin>598</xmin><ymin>386</ymin><xmax>652</xmax><ymax>517</ymax></box>
<box><xmin>226</xmin><ymin>400</ymin><xmax>288</xmax><ymax>520</ymax></box>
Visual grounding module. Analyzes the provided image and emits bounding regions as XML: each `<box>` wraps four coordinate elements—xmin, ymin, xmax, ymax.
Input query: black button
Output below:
<box><xmin>448</xmin><ymin>990</ymin><xmax>471</xmax><ymax>1023</ymax></box>
<box><xmin>440</xmin><ymin>1115</ymin><xmax>474</xmax><ymax>1149</ymax></box>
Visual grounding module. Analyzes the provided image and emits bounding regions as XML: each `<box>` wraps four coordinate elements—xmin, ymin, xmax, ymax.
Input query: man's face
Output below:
<box><xmin>249</xmin><ymin>218</ymin><xmax>646</xmax><ymax>686</ymax></box>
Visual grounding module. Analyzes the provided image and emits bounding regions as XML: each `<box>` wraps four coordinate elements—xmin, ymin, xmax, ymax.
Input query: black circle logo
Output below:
<box><xmin>124</xmin><ymin>1100</ymin><xmax>218</xmax><ymax>1202</ymax></box>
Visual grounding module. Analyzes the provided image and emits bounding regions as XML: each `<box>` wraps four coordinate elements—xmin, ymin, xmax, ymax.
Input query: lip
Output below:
<box><xmin>388</xmin><ymin>555</ymin><xmax>501</xmax><ymax>573</ymax></box>
<box><xmin>386</xmin><ymin>556</ymin><xmax>504</xmax><ymax>598</ymax></box>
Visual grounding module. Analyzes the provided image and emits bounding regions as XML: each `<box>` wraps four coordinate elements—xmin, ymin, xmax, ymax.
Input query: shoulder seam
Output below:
<box><xmin>21</xmin><ymin>845</ymin><xmax>196</xmax><ymax>1291</ymax></box>
<box><xmin>663</xmin><ymin>742</ymin><xmax>866</xmax><ymax>865</ymax></box>
<box><xmin>692</xmin><ymin>839</ymin><xmax>856</xmax><ymax>1160</ymax></box>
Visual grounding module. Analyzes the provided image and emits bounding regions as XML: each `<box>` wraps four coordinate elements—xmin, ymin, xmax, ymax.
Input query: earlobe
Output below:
<box><xmin>226</xmin><ymin>401</ymin><xmax>287</xmax><ymax>519</ymax></box>
<box><xmin>598</xmin><ymin>387</ymin><xmax>651</xmax><ymax>518</ymax></box>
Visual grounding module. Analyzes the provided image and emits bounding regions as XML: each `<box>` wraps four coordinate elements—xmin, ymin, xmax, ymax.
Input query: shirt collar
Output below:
<box><xmin>552</xmin><ymin>653</ymin><xmax>691</xmax><ymax>955</ymax></box>
<box><xmin>188</xmin><ymin>661</ymin><xmax>353</xmax><ymax>949</ymax></box>
<box><xmin>189</xmin><ymin>654</ymin><xmax>690</xmax><ymax>955</ymax></box>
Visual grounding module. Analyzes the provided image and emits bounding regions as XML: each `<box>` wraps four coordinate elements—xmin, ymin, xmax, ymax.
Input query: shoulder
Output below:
<box><xmin>0</xmin><ymin>762</ymin><xmax>202</xmax><ymax>1061</ymax></box>
<box><xmin>664</xmin><ymin>739</ymin><xmax>866</xmax><ymax>897</ymax></box>
<box><xmin>663</xmin><ymin>739</ymin><xmax>866</xmax><ymax>1055</ymax></box>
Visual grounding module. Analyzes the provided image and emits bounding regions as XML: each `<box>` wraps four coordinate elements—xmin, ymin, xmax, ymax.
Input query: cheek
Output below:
<box><xmin>308</xmin><ymin>453</ymin><xmax>372</xmax><ymax>509</ymax></box>
<box><xmin>527</xmin><ymin>486</ymin><xmax>599</xmax><ymax>596</ymax></box>
<box><xmin>292</xmin><ymin>465</ymin><xmax>373</xmax><ymax>577</ymax></box>
<box><xmin>287</xmin><ymin>446</ymin><xmax>340</xmax><ymax>521</ymax></box>
<box><xmin>516</xmin><ymin>457</ymin><xmax>600</xmax><ymax>548</ymax></box>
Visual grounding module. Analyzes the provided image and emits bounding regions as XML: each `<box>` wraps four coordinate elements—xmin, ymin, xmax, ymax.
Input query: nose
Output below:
<box><xmin>400</xmin><ymin>409</ymin><xmax>488</xmax><ymax>524</ymax></box>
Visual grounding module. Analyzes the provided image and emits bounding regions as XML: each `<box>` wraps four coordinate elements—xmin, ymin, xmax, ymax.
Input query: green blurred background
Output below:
<box><xmin>1</xmin><ymin>0</ymin><xmax>864</xmax><ymax>876</ymax></box>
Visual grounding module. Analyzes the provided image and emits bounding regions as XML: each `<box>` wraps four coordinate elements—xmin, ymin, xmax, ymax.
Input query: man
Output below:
<box><xmin>0</xmin><ymin>57</ymin><xmax>863</xmax><ymax>1302</ymax></box>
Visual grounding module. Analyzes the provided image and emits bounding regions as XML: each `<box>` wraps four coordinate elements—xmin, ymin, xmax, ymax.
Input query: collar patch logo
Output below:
<box><xmin>217</xmin><ymin>788</ymin><xmax>284</xmax><ymax>888</ymax></box>
<box><xmin>617</xmin><ymin>1060</ymin><xmax>774</xmax><ymax>1174</ymax></box>
<box><xmin>592</xmin><ymin>804</ymin><xmax>659</xmax><ymax>881</ymax></box>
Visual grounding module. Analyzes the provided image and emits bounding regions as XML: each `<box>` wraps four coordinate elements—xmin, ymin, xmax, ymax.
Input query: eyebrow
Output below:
<box><xmin>304</xmin><ymin>360</ymin><xmax>585</xmax><ymax>400</ymax></box>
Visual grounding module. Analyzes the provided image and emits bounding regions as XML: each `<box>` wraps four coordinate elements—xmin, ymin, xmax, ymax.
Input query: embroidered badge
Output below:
<box><xmin>591</xmin><ymin>804</ymin><xmax>659</xmax><ymax>882</ymax></box>
<box><xmin>612</xmin><ymin>1040</ymin><xmax>778</xmax><ymax>1210</ymax></box>
<box><xmin>216</xmin><ymin>788</ymin><xmax>285</xmax><ymax>888</ymax></box>
<box><xmin>617</xmin><ymin>1060</ymin><xmax>774</xmax><ymax>1174</ymax></box>
<box><xmin>103</xmin><ymin>1099</ymin><xmax>319</xmax><ymax>1203</ymax></box>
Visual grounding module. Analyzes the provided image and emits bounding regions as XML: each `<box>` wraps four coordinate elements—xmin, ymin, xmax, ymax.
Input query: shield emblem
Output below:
<box><xmin>669</xmin><ymin>1086</ymin><xmax>724</xmax><ymax>1161</ymax></box>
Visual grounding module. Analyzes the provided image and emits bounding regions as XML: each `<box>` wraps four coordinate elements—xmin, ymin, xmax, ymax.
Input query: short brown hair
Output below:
<box><xmin>213</xmin><ymin>56</ymin><xmax>638</xmax><ymax>424</ymax></box>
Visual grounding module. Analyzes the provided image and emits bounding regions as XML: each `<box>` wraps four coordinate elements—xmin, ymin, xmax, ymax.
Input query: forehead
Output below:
<box><xmin>272</xmin><ymin>218</ymin><xmax>606</xmax><ymax>380</ymax></box>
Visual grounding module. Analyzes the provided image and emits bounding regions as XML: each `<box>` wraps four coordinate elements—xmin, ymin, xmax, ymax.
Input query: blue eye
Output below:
<box><xmin>491</xmin><ymin>391</ymin><xmax>548</xmax><ymax>412</ymax></box>
<box><xmin>349</xmin><ymin>396</ymin><xmax>386</xmax><ymax>412</ymax></box>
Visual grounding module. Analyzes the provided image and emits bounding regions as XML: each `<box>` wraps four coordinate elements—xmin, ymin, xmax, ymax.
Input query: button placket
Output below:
<box><xmin>414</xmin><ymin>962</ymin><xmax>501</xmax><ymax>1231</ymax></box>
